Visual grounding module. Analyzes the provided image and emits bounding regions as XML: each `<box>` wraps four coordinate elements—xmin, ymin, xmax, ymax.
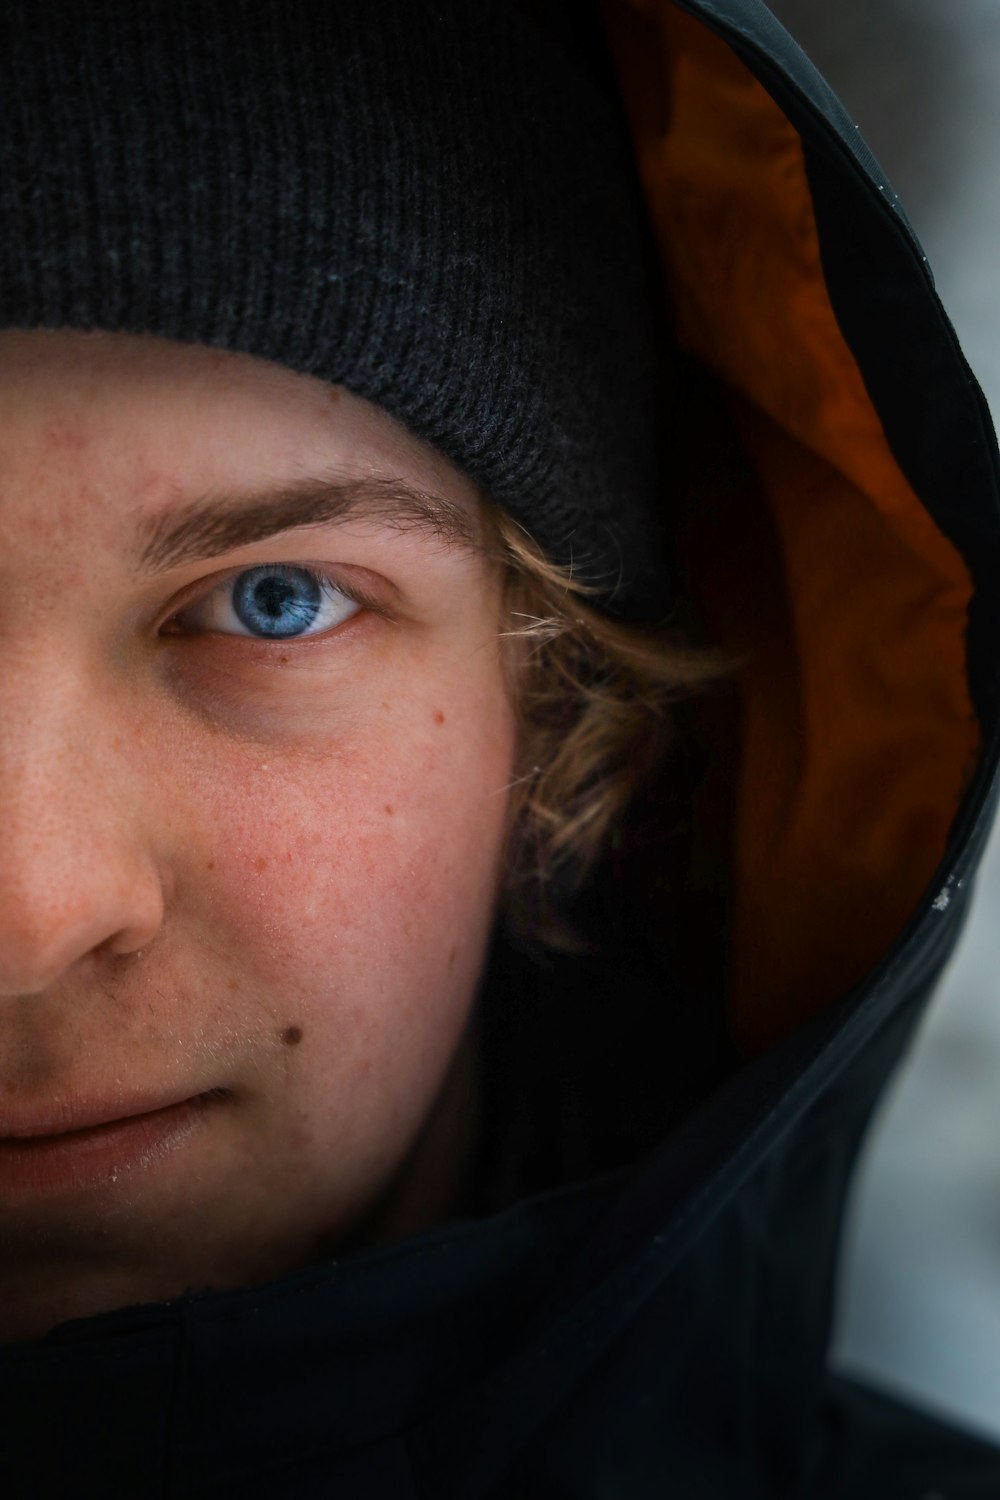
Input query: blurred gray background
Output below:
<box><xmin>766</xmin><ymin>0</ymin><xmax>1000</xmax><ymax>1445</ymax></box>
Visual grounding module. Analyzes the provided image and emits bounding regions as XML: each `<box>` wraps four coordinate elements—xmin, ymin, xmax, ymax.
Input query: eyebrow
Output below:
<box><xmin>133</xmin><ymin>473</ymin><xmax>480</xmax><ymax>576</ymax></box>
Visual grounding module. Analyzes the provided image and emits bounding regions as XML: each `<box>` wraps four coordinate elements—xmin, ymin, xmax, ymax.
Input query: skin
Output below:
<box><xmin>0</xmin><ymin>327</ymin><xmax>518</xmax><ymax>1343</ymax></box>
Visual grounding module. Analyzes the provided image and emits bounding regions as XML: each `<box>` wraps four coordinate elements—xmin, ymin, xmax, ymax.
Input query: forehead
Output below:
<box><xmin>0</xmin><ymin>327</ymin><xmax>487</xmax><ymax>558</ymax></box>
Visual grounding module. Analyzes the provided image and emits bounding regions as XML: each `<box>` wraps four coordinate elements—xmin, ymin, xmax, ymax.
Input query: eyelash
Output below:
<box><xmin>161</xmin><ymin>562</ymin><xmax>378</xmax><ymax>646</ymax></box>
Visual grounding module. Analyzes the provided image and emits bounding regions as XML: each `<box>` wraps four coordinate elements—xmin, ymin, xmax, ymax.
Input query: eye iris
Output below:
<box><xmin>233</xmin><ymin>566</ymin><xmax>323</xmax><ymax>639</ymax></box>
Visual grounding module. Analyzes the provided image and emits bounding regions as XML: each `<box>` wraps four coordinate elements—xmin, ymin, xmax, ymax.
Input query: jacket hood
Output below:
<box><xmin>5</xmin><ymin>2</ymin><xmax>1000</xmax><ymax>1496</ymax></box>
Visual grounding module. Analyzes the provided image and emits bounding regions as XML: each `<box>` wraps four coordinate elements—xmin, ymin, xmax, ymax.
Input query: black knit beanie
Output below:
<box><xmin>0</xmin><ymin>0</ymin><xmax>675</xmax><ymax>622</ymax></box>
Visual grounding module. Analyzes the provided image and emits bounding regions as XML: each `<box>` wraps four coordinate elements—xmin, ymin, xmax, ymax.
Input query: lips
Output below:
<box><xmin>0</xmin><ymin>1090</ymin><xmax>228</xmax><ymax>1197</ymax></box>
<box><xmin>0</xmin><ymin>1088</ymin><xmax>226</xmax><ymax>1140</ymax></box>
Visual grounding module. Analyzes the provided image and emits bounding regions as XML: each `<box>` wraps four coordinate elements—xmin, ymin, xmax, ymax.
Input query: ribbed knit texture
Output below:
<box><xmin>0</xmin><ymin>0</ymin><xmax>675</xmax><ymax>620</ymax></box>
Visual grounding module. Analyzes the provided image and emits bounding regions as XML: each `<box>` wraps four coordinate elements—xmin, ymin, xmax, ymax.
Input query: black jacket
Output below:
<box><xmin>5</xmin><ymin>1</ymin><xmax>1000</xmax><ymax>1495</ymax></box>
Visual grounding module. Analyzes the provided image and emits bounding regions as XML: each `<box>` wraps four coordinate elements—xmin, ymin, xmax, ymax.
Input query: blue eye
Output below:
<box><xmin>168</xmin><ymin>564</ymin><xmax>362</xmax><ymax>642</ymax></box>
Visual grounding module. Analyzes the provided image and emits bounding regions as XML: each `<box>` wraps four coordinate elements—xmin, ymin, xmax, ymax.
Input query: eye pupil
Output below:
<box><xmin>255</xmin><ymin>578</ymin><xmax>295</xmax><ymax>618</ymax></box>
<box><xmin>234</xmin><ymin>565</ymin><xmax>323</xmax><ymax>639</ymax></box>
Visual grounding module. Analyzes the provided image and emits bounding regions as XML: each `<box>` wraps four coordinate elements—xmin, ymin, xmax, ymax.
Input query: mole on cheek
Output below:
<box><xmin>433</xmin><ymin>709</ymin><xmax>445</xmax><ymax>726</ymax></box>
<box><xmin>281</xmin><ymin>1025</ymin><xmax>304</xmax><ymax>1046</ymax></box>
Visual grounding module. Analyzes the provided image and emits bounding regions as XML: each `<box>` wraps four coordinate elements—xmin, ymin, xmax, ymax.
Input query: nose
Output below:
<box><xmin>0</xmin><ymin>684</ymin><xmax>167</xmax><ymax>999</ymax></box>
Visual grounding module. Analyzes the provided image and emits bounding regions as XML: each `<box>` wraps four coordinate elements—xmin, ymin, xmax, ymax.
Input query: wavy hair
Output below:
<box><xmin>481</xmin><ymin>500</ymin><xmax>742</xmax><ymax>952</ymax></box>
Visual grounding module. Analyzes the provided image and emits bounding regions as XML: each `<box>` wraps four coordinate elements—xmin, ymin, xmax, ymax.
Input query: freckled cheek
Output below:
<box><xmin>349</xmin><ymin>723</ymin><xmax>514</xmax><ymax>981</ymax></box>
<box><xmin>207</xmin><ymin>696</ymin><xmax>514</xmax><ymax>1020</ymax></box>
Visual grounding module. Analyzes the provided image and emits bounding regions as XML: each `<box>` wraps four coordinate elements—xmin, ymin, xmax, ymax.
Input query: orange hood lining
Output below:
<box><xmin>598</xmin><ymin>0</ymin><xmax>981</xmax><ymax>1055</ymax></box>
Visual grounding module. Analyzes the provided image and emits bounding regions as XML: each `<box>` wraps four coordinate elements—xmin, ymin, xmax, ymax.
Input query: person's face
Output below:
<box><xmin>0</xmin><ymin>327</ymin><xmax>517</xmax><ymax>1342</ymax></box>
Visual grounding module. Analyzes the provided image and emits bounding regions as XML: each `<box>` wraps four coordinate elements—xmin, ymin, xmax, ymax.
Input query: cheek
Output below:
<box><xmin>191</xmin><ymin>672</ymin><xmax>516</xmax><ymax>1061</ymax></box>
